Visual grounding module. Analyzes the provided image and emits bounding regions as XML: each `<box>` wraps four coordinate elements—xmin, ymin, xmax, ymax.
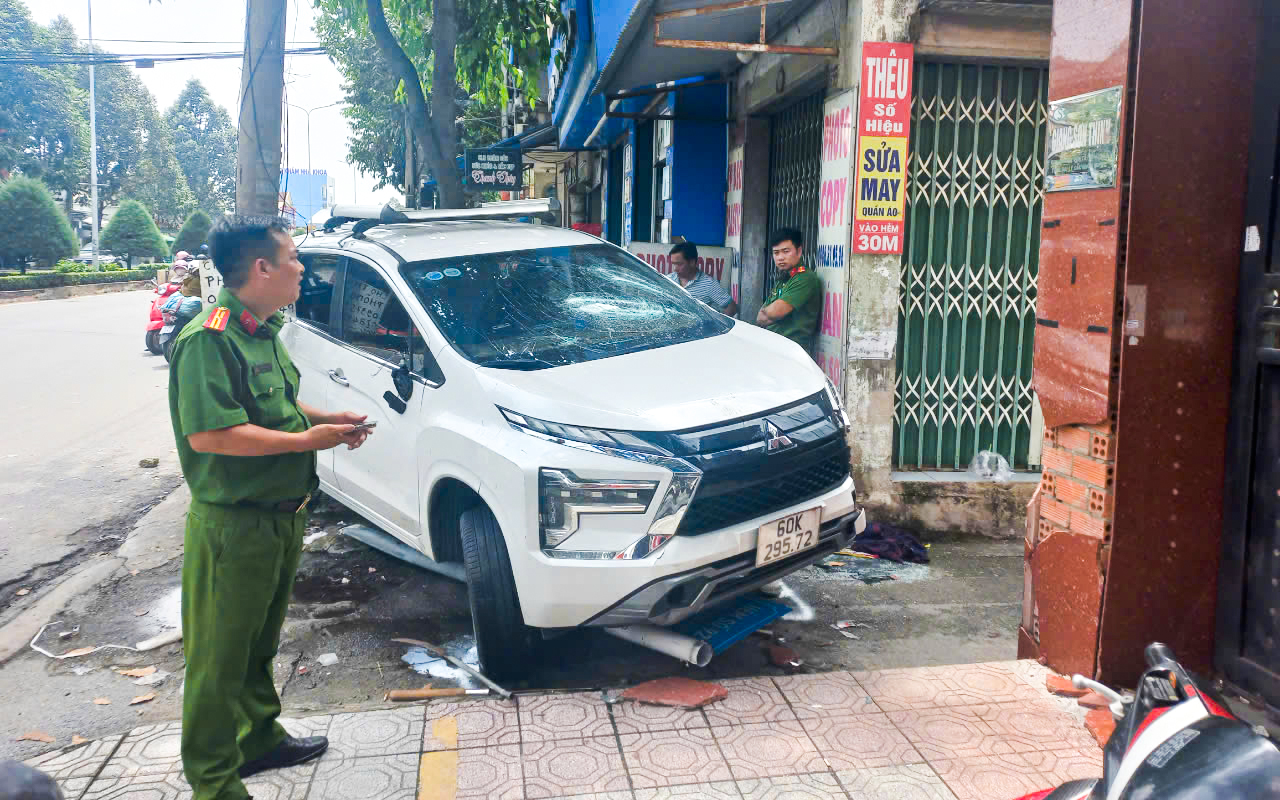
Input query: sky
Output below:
<box><xmin>20</xmin><ymin>0</ymin><xmax>403</xmax><ymax>209</ymax></box>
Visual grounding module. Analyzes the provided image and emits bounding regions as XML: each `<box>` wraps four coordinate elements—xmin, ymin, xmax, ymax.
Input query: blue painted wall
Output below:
<box><xmin>669</xmin><ymin>83</ymin><xmax>728</xmax><ymax>246</ymax></box>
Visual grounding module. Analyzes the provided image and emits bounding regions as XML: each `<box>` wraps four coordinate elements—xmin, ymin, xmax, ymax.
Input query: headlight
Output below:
<box><xmin>539</xmin><ymin>469</ymin><xmax>657</xmax><ymax>549</ymax></box>
<box><xmin>500</xmin><ymin>408</ymin><xmax>667</xmax><ymax>455</ymax></box>
<box><xmin>825</xmin><ymin>375</ymin><xmax>849</xmax><ymax>429</ymax></box>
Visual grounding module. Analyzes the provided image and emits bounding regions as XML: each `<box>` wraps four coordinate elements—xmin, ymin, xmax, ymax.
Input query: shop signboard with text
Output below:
<box><xmin>628</xmin><ymin>241</ymin><xmax>734</xmax><ymax>295</ymax></box>
<box><xmin>464</xmin><ymin>148</ymin><xmax>522</xmax><ymax>191</ymax></box>
<box><xmin>816</xmin><ymin>91</ymin><xmax>855</xmax><ymax>390</ymax></box>
<box><xmin>852</xmin><ymin>42</ymin><xmax>913</xmax><ymax>255</ymax></box>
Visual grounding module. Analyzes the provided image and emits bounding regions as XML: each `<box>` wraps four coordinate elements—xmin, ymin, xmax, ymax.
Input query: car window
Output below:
<box><xmin>296</xmin><ymin>253</ymin><xmax>339</xmax><ymax>331</ymax></box>
<box><xmin>339</xmin><ymin>257</ymin><xmax>440</xmax><ymax>382</ymax></box>
<box><xmin>400</xmin><ymin>244</ymin><xmax>733</xmax><ymax>370</ymax></box>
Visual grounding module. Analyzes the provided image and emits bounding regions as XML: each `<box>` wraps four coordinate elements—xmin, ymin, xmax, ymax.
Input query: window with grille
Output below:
<box><xmin>765</xmin><ymin>90</ymin><xmax>825</xmax><ymax>301</ymax></box>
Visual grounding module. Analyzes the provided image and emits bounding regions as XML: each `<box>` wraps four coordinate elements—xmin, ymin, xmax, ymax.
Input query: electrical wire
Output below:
<box><xmin>0</xmin><ymin>48</ymin><xmax>327</xmax><ymax>66</ymax></box>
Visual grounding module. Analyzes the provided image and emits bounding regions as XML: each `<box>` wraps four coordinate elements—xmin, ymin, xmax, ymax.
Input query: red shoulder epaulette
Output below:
<box><xmin>203</xmin><ymin>307</ymin><xmax>231</xmax><ymax>332</ymax></box>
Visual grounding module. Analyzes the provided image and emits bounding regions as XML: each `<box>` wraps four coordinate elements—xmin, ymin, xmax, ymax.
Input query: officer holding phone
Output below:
<box><xmin>168</xmin><ymin>216</ymin><xmax>372</xmax><ymax>800</ymax></box>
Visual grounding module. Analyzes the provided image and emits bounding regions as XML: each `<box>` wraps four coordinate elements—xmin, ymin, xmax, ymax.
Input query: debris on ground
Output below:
<box><xmin>92</xmin><ymin>698</ymin><xmax>111</xmax><ymax>706</ymax></box>
<box><xmin>832</xmin><ymin>620</ymin><xmax>870</xmax><ymax>639</ymax></box>
<box><xmin>621</xmin><ymin>677</ymin><xmax>728</xmax><ymax>709</ymax></box>
<box><xmin>969</xmin><ymin>450</ymin><xmax>1013</xmax><ymax>482</ymax></box>
<box><xmin>392</xmin><ymin>637</ymin><xmax>512</xmax><ymax>699</ymax></box>
<box><xmin>130</xmin><ymin>693</ymin><xmax>156</xmax><ymax>706</ymax></box>
<box><xmin>297</xmin><ymin>666</ymin><xmax>308</xmax><ymax>675</ymax></box>
<box><xmin>17</xmin><ymin>732</ymin><xmax>55</xmax><ymax>744</ymax></box>
<box><xmin>134</xmin><ymin>671</ymin><xmax>169</xmax><ymax>687</ymax></box>
<box><xmin>766</xmin><ymin>643</ymin><xmax>802</xmax><ymax>668</ymax></box>
<box><xmin>138</xmin><ymin>458</ymin><xmax>160</xmax><ymax>469</ymax></box>
<box><xmin>118</xmin><ymin>666</ymin><xmax>156</xmax><ymax>678</ymax></box>
<box><xmin>852</xmin><ymin>522</ymin><xmax>930</xmax><ymax>564</ymax></box>
<box><xmin>1076</xmin><ymin>691</ymin><xmax>1112</xmax><ymax>710</ymax></box>
<box><xmin>305</xmin><ymin>601</ymin><xmax>357</xmax><ymax>619</ymax></box>
<box><xmin>72</xmin><ymin>735</ymin><xmax>88</xmax><ymax>746</ymax></box>
<box><xmin>301</xmin><ymin>531</ymin><xmax>369</xmax><ymax>555</ymax></box>
<box><xmin>316</xmin><ymin>653</ymin><xmax>339</xmax><ymax>667</ymax></box>
<box><xmin>1047</xmin><ymin>674</ymin><xmax>1089</xmax><ymax>698</ymax></box>
<box><xmin>831</xmin><ymin>625</ymin><xmax>860</xmax><ymax>640</ymax></box>
<box><xmin>31</xmin><ymin>623</ymin><xmax>144</xmax><ymax>660</ymax></box>
<box><xmin>1085</xmin><ymin>708</ymin><xmax>1115</xmax><ymax>747</ymax></box>
<box><xmin>385</xmin><ymin>686</ymin><xmax>490</xmax><ymax>701</ymax></box>
<box><xmin>15</xmin><ymin>588</ymin><xmax>29</xmax><ymax>596</ymax></box>
<box><xmin>136</xmin><ymin>630</ymin><xmax>182</xmax><ymax>651</ymax></box>
<box><xmin>134</xmin><ymin>610</ymin><xmax>148</xmax><ymax>617</ymax></box>
<box><xmin>58</xmin><ymin>628</ymin><xmax>79</xmax><ymax>640</ymax></box>
<box><xmin>835</xmin><ymin>549</ymin><xmax>879</xmax><ymax>559</ymax></box>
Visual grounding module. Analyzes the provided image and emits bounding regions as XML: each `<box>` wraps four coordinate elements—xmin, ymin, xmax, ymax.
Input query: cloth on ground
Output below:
<box><xmin>853</xmin><ymin>522</ymin><xmax>929</xmax><ymax>564</ymax></box>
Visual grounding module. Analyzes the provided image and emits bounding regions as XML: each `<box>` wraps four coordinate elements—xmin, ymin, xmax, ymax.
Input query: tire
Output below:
<box><xmin>145</xmin><ymin>329</ymin><xmax>162</xmax><ymax>355</ymax></box>
<box><xmin>163</xmin><ymin>334</ymin><xmax>176</xmax><ymax>363</ymax></box>
<box><xmin>459</xmin><ymin>506</ymin><xmax>539</xmax><ymax>681</ymax></box>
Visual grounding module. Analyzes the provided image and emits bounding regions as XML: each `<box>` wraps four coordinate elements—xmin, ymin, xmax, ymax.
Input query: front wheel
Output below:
<box><xmin>145</xmin><ymin>329</ymin><xmax>161</xmax><ymax>355</ymax></box>
<box><xmin>459</xmin><ymin>506</ymin><xmax>539</xmax><ymax>681</ymax></box>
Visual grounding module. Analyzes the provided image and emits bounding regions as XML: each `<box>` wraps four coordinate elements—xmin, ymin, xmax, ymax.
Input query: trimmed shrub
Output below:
<box><xmin>0</xmin><ymin>177</ymin><xmax>79</xmax><ymax>273</ymax></box>
<box><xmin>100</xmin><ymin>200</ymin><xmax>169</xmax><ymax>267</ymax></box>
<box><xmin>171</xmin><ymin>209</ymin><xmax>213</xmax><ymax>257</ymax></box>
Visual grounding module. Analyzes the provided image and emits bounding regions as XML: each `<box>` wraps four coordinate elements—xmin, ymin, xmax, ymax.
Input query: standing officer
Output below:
<box><xmin>168</xmin><ymin>216</ymin><xmax>371</xmax><ymax>800</ymax></box>
<box><xmin>756</xmin><ymin>227</ymin><xmax>822</xmax><ymax>353</ymax></box>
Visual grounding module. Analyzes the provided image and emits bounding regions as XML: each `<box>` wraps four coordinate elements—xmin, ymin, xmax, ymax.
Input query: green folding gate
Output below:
<box><xmin>765</xmin><ymin>90</ymin><xmax>825</xmax><ymax>301</ymax></box>
<box><xmin>893</xmin><ymin>62</ymin><xmax>1049</xmax><ymax>471</ymax></box>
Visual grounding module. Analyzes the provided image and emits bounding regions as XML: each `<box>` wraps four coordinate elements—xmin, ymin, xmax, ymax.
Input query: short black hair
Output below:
<box><xmin>0</xmin><ymin>761</ymin><xmax>64</xmax><ymax>800</ymax></box>
<box><xmin>669</xmin><ymin>242</ymin><xmax>698</xmax><ymax>262</ymax></box>
<box><xmin>208</xmin><ymin>215</ymin><xmax>292</xmax><ymax>289</ymax></box>
<box><xmin>769</xmin><ymin>228</ymin><xmax>803</xmax><ymax>250</ymax></box>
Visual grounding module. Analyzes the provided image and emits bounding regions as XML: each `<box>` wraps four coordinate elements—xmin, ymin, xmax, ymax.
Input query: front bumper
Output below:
<box><xmin>585</xmin><ymin>505</ymin><xmax>867</xmax><ymax>627</ymax></box>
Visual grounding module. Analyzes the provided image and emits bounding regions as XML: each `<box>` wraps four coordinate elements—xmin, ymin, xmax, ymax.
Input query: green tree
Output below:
<box><xmin>319</xmin><ymin>0</ymin><xmax>559</xmax><ymax>207</ymax></box>
<box><xmin>172</xmin><ymin>209</ymin><xmax>213</xmax><ymax>257</ymax></box>
<box><xmin>100</xmin><ymin>199</ymin><xmax>168</xmax><ymax>267</ymax></box>
<box><xmin>314</xmin><ymin>4</ymin><xmax>504</xmax><ymax>197</ymax></box>
<box><xmin>0</xmin><ymin>177</ymin><xmax>79</xmax><ymax>272</ymax></box>
<box><xmin>0</xmin><ymin>6</ymin><xmax>89</xmax><ymax>201</ymax></box>
<box><xmin>131</xmin><ymin>92</ymin><xmax>198</xmax><ymax>230</ymax></box>
<box><xmin>167</xmin><ymin>80</ymin><xmax>237</xmax><ymax>214</ymax></box>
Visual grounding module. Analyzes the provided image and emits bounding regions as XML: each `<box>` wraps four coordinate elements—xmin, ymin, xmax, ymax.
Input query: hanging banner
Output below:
<box><xmin>724</xmin><ymin>145</ymin><xmax>744</xmax><ymax>303</ymax></box>
<box><xmin>815</xmin><ymin>91</ymin><xmax>855</xmax><ymax>391</ymax></box>
<box><xmin>852</xmin><ymin>42</ymin><xmax>914</xmax><ymax>255</ymax></box>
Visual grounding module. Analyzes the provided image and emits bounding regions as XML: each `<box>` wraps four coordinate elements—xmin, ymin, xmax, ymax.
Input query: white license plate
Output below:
<box><xmin>755</xmin><ymin>506</ymin><xmax>821</xmax><ymax>567</ymax></box>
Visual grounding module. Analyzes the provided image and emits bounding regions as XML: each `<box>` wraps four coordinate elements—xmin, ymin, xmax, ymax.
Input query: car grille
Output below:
<box><xmin>677</xmin><ymin>437</ymin><xmax>851</xmax><ymax>536</ymax></box>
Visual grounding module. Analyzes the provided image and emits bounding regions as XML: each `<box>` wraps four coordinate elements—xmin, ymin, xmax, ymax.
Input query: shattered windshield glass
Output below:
<box><xmin>401</xmin><ymin>244</ymin><xmax>734</xmax><ymax>370</ymax></box>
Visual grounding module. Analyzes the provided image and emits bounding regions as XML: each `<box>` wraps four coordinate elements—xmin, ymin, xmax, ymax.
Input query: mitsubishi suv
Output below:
<box><xmin>223</xmin><ymin>200</ymin><xmax>866</xmax><ymax>679</ymax></box>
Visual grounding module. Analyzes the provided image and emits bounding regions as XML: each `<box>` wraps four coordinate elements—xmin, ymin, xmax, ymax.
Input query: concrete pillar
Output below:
<box><xmin>841</xmin><ymin>0</ymin><xmax>920</xmax><ymax>504</ymax></box>
<box><xmin>737</xmin><ymin>117</ymin><xmax>771</xmax><ymax>323</ymax></box>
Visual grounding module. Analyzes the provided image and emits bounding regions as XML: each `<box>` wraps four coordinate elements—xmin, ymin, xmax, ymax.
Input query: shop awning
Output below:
<box><xmin>592</xmin><ymin>0</ymin><xmax>831</xmax><ymax>98</ymax></box>
<box><xmin>490</xmin><ymin>121</ymin><xmax>559</xmax><ymax>151</ymax></box>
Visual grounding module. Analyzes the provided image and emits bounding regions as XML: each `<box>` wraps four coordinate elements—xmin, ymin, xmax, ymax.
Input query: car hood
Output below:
<box><xmin>472</xmin><ymin>323</ymin><xmax>827</xmax><ymax>431</ymax></box>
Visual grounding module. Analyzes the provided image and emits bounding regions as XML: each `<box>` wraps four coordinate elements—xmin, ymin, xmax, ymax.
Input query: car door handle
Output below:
<box><xmin>328</xmin><ymin>368</ymin><xmax>349</xmax><ymax>386</ymax></box>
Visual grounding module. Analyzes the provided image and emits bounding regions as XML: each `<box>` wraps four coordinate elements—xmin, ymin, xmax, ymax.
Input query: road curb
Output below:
<box><xmin>0</xmin><ymin>485</ymin><xmax>189</xmax><ymax>665</ymax></box>
<box><xmin>0</xmin><ymin>281</ymin><xmax>153</xmax><ymax>305</ymax></box>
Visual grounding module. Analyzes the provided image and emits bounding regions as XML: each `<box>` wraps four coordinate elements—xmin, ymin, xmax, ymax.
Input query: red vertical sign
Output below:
<box><xmin>852</xmin><ymin>42</ymin><xmax>913</xmax><ymax>255</ymax></box>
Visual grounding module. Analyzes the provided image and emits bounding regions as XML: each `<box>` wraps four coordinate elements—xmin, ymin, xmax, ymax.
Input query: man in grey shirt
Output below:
<box><xmin>666</xmin><ymin>242</ymin><xmax>738</xmax><ymax>317</ymax></box>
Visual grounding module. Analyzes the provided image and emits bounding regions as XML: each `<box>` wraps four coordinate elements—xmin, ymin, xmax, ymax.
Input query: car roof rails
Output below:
<box><xmin>322</xmin><ymin>198</ymin><xmax>561</xmax><ymax>238</ymax></box>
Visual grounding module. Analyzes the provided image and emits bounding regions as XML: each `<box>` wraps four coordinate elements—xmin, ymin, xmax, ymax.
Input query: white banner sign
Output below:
<box><xmin>724</xmin><ymin>145</ymin><xmax>744</xmax><ymax>303</ymax></box>
<box><xmin>815</xmin><ymin>91</ymin><xmax>856</xmax><ymax>391</ymax></box>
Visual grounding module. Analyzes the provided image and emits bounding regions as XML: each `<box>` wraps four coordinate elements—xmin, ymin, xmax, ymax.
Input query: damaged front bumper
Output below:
<box><xmin>585</xmin><ymin>506</ymin><xmax>867</xmax><ymax>627</ymax></box>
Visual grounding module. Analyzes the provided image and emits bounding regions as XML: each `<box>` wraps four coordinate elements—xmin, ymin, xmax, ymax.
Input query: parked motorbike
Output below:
<box><xmin>160</xmin><ymin>281</ymin><xmax>203</xmax><ymax>363</ymax></box>
<box><xmin>1014</xmin><ymin>642</ymin><xmax>1280</xmax><ymax>800</ymax></box>
<box><xmin>145</xmin><ymin>260</ymin><xmax>192</xmax><ymax>355</ymax></box>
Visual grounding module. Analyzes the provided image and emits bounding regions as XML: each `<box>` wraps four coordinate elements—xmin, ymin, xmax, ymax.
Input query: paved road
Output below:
<box><xmin>0</xmin><ymin>291</ymin><xmax>182</xmax><ymax>596</ymax></box>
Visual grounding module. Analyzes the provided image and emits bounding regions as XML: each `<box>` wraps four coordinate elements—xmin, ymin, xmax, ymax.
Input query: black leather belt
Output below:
<box><xmin>245</xmin><ymin>492</ymin><xmax>312</xmax><ymax>514</ymax></box>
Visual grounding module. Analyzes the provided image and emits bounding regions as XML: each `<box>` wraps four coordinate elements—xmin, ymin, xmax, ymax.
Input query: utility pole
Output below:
<box><xmin>236</xmin><ymin>0</ymin><xmax>287</xmax><ymax>216</ymax></box>
<box><xmin>87</xmin><ymin>0</ymin><xmax>99</xmax><ymax>270</ymax></box>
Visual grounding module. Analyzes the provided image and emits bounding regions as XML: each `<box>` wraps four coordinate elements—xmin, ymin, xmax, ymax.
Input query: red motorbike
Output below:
<box><xmin>1015</xmin><ymin>643</ymin><xmax>1280</xmax><ymax>800</ymax></box>
<box><xmin>145</xmin><ymin>279</ymin><xmax>181</xmax><ymax>355</ymax></box>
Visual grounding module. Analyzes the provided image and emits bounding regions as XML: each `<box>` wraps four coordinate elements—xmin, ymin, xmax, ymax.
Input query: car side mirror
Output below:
<box><xmin>392</xmin><ymin>364</ymin><xmax>414</xmax><ymax>401</ymax></box>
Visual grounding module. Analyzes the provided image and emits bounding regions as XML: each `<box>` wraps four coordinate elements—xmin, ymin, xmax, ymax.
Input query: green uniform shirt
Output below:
<box><xmin>766</xmin><ymin>268</ymin><xmax>823</xmax><ymax>351</ymax></box>
<box><xmin>168</xmin><ymin>288</ymin><xmax>317</xmax><ymax>506</ymax></box>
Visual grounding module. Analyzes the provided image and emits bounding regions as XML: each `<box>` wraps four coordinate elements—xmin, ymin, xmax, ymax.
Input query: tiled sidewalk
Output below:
<box><xmin>25</xmin><ymin>659</ymin><xmax>1102</xmax><ymax>800</ymax></box>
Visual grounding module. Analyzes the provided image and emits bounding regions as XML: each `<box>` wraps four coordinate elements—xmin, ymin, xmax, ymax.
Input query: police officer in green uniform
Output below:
<box><xmin>168</xmin><ymin>216</ymin><xmax>372</xmax><ymax>800</ymax></box>
<box><xmin>756</xmin><ymin>227</ymin><xmax>823</xmax><ymax>353</ymax></box>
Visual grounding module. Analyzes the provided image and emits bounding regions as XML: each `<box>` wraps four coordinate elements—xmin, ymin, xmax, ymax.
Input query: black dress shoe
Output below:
<box><xmin>239</xmin><ymin>735</ymin><xmax>329</xmax><ymax>778</ymax></box>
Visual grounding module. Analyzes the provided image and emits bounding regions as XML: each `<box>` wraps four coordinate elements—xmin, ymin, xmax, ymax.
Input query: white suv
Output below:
<box><xmin>278</xmin><ymin>201</ymin><xmax>865</xmax><ymax>679</ymax></box>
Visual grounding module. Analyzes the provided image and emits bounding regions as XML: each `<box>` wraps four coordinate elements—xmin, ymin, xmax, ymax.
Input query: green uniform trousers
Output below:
<box><xmin>181</xmin><ymin>500</ymin><xmax>304</xmax><ymax>800</ymax></box>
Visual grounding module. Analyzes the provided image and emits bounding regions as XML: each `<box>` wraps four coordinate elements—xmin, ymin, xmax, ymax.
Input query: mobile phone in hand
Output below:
<box><xmin>349</xmin><ymin>421</ymin><xmax>377</xmax><ymax>432</ymax></box>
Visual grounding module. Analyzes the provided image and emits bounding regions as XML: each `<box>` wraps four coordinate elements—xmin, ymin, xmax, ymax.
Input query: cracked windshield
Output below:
<box><xmin>403</xmin><ymin>244</ymin><xmax>733</xmax><ymax>369</ymax></box>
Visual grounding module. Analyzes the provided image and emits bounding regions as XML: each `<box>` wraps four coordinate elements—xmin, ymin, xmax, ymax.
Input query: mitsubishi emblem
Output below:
<box><xmin>765</xmin><ymin>421</ymin><xmax>794</xmax><ymax>453</ymax></box>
